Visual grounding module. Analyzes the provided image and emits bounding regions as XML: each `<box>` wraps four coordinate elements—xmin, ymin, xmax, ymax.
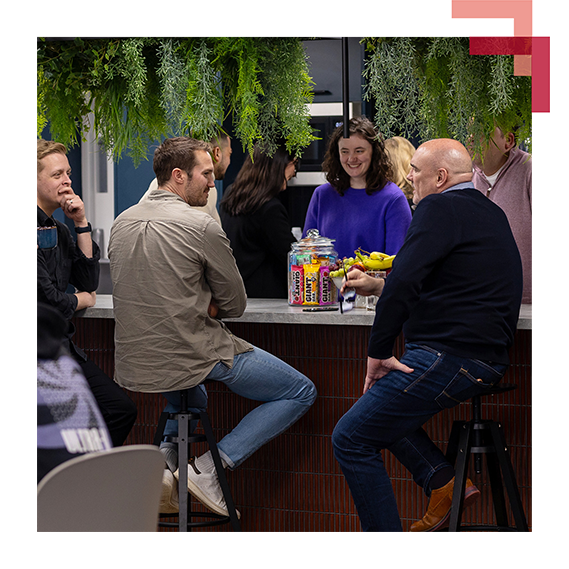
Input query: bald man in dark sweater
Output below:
<box><xmin>332</xmin><ymin>139</ymin><xmax>522</xmax><ymax>532</ymax></box>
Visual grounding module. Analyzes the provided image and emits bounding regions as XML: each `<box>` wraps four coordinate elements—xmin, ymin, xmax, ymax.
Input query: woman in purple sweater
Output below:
<box><xmin>303</xmin><ymin>117</ymin><xmax>412</xmax><ymax>259</ymax></box>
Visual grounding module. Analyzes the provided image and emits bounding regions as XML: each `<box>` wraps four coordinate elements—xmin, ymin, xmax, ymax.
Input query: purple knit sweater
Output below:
<box><xmin>302</xmin><ymin>182</ymin><xmax>412</xmax><ymax>259</ymax></box>
<box><xmin>472</xmin><ymin>147</ymin><xmax>532</xmax><ymax>303</ymax></box>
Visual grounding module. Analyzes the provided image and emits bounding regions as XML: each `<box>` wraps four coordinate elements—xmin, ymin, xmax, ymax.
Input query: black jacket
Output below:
<box><xmin>368</xmin><ymin>185</ymin><xmax>523</xmax><ymax>365</ymax></box>
<box><xmin>220</xmin><ymin>197</ymin><xmax>296</xmax><ymax>299</ymax></box>
<box><xmin>37</xmin><ymin>207</ymin><xmax>100</xmax><ymax>358</ymax></box>
<box><xmin>37</xmin><ymin>206</ymin><xmax>100</xmax><ymax>317</ymax></box>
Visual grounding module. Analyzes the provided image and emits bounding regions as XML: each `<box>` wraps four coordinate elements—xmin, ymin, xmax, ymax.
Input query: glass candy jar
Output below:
<box><xmin>288</xmin><ymin>229</ymin><xmax>338</xmax><ymax>306</ymax></box>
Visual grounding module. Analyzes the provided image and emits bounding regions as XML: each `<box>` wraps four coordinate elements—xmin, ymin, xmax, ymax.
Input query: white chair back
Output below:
<box><xmin>37</xmin><ymin>444</ymin><xmax>164</xmax><ymax>532</ymax></box>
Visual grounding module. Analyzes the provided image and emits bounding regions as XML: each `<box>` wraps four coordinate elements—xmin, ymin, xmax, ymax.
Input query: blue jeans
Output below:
<box><xmin>332</xmin><ymin>344</ymin><xmax>507</xmax><ymax>532</ymax></box>
<box><xmin>162</xmin><ymin>347</ymin><xmax>316</xmax><ymax>469</ymax></box>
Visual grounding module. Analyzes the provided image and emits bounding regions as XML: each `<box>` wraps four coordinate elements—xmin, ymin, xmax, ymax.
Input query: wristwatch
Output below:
<box><xmin>75</xmin><ymin>223</ymin><xmax>92</xmax><ymax>234</ymax></box>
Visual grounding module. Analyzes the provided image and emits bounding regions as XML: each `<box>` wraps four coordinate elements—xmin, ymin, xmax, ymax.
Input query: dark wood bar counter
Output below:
<box><xmin>73</xmin><ymin>297</ymin><xmax>531</xmax><ymax>531</ymax></box>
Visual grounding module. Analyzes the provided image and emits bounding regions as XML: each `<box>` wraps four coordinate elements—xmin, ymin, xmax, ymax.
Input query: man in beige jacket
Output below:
<box><xmin>109</xmin><ymin>137</ymin><xmax>316</xmax><ymax>519</ymax></box>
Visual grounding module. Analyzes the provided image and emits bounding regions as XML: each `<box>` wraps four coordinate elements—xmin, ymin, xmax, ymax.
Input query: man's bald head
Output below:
<box><xmin>407</xmin><ymin>138</ymin><xmax>473</xmax><ymax>205</ymax></box>
<box><xmin>419</xmin><ymin>138</ymin><xmax>473</xmax><ymax>180</ymax></box>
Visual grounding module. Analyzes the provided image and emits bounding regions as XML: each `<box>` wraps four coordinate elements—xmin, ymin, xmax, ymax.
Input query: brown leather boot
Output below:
<box><xmin>409</xmin><ymin>477</ymin><xmax>480</xmax><ymax>531</ymax></box>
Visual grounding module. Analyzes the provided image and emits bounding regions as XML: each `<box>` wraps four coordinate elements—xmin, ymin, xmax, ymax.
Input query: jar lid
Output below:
<box><xmin>292</xmin><ymin>228</ymin><xmax>336</xmax><ymax>250</ymax></box>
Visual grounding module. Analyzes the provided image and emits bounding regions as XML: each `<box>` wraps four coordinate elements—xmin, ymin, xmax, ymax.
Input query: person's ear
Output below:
<box><xmin>436</xmin><ymin>168</ymin><xmax>448</xmax><ymax>188</ymax></box>
<box><xmin>504</xmin><ymin>132</ymin><xmax>516</xmax><ymax>152</ymax></box>
<box><xmin>172</xmin><ymin>168</ymin><xmax>186</xmax><ymax>184</ymax></box>
<box><xmin>212</xmin><ymin>147</ymin><xmax>221</xmax><ymax>164</ymax></box>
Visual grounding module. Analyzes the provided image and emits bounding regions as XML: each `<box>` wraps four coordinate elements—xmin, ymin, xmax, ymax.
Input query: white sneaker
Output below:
<box><xmin>174</xmin><ymin>457</ymin><xmax>241</xmax><ymax>519</ymax></box>
<box><xmin>159</xmin><ymin>468</ymin><xmax>179</xmax><ymax>514</ymax></box>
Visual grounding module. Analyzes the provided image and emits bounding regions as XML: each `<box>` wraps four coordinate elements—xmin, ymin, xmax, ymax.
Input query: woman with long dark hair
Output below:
<box><xmin>302</xmin><ymin>116</ymin><xmax>412</xmax><ymax>259</ymax></box>
<box><xmin>220</xmin><ymin>143</ymin><xmax>298</xmax><ymax>298</ymax></box>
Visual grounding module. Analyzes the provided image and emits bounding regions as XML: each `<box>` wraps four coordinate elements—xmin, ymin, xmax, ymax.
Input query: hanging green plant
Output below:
<box><xmin>37</xmin><ymin>67</ymin><xmax>49</xmax><ymax>138</ymax></box>
<box><xmin>362</xmin><ymin>37</ymin><xmax>532</xmax><ymax>155</ymax></box>
<box><xmin>37</xmin><ymin>37</ymin><xmax>316</xmax><ymax>164</ymax></box>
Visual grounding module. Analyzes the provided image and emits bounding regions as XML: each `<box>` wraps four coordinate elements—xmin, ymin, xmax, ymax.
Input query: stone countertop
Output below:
<box><xmin>80</xmin><ymin>295</ymin><xmax>532</xmax><ymax>330</ymax></box>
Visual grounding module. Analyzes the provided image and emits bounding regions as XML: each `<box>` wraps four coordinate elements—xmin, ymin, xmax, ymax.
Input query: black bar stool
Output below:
<box><xmin>153</xmin><ymin>389</ymin><xmax>241</xmax><ymax>532</ymax></box>
<box><xmin>444</xmin><ymin>383</ymin><xmax>529</xmax><ymax>531</ymax></box>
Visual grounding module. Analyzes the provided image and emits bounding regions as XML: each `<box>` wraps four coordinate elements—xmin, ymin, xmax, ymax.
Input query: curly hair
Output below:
<box><xmin>322</xmin><ymin>116</ymin><xmax>393</xmax><ymax>196</ymax></box>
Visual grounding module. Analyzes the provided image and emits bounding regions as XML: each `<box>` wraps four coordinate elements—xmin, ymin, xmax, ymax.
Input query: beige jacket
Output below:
<box><xmin>108</xmin><ymin>189</ymin><xmax>252</xmax><ymax>393</ymax></box>
<box><xmin>141</xmin><ymin>178</ymin><xmax>221</xmax><ymax>225</ymax></box>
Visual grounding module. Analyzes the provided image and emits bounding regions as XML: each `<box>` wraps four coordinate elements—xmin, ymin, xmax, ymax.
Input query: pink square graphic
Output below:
<box><xmin>451</xmin><ymin>0</ymin><xmax>533</xmax><ymax>37</ymax></box>
<box><xmin>470</xmin><ymin>37</ymin><xmax>533</xmax><ymax>56</ymax></box>
<box><xmin>514</xmin><ymin>56</ymin><xmax>532</xmax><ymax>77</ymax></box>
<box><xmin>532</xmin><ymin>36</ymin><xmax>569</xmax><ymax>137</ymax></box>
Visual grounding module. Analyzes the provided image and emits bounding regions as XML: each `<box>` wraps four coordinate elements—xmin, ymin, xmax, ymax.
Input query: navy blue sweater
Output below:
<box><xmin>368</xmin><ymin>185</ymin><xmax>523</xmax><ymax>365</ymax></box>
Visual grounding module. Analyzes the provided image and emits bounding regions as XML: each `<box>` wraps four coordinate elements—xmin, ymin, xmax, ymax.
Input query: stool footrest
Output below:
<box><xmin>470</xmin><ymin>445</ymin><xmax>497</xmax><ymax>454</ymax></box>
<box><xmin>158</xmin><ymin>511</ymin><xmax>231</xmax><ymax>529</ymax></box>
<box><xmin>166</xmin><ymin>411</ymin><xmax>202</xmax><ymax>420</ymax></box>
<box><xmin>164</xmin><ymin>434</ymin><xmax>207</xmax><ymax>444</ymax></box>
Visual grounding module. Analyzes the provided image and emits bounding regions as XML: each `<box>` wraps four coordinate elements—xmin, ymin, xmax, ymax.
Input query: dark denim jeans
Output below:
<box><xmin>332</xmin><ymin>344</ymin><xmax>507</xmax><ymax>532</ymax></box>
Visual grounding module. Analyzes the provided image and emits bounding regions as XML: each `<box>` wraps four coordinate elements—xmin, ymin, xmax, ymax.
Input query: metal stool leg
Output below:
<box><xmin>445</xmin><ymin>420</ymin><xmax>465</xmax><ymax>466</ymax></box>
<box><xmin>199</xmin><ymin>412</ymin><xmax>241</xmax><ymax>531</ymax></box>
<box><xmin>178</xmin><ymin>391</ymin><xmax>190</xmax><ymax>532</ymax></box>
<box><xmin>490</xmin><ymin>421</ymin><xmax>529</xmax><ymax>531</ymax></box>
<box><xmin>153</xmin><ymin>412</ymin><xmax>169</xmax><ymax>447</ymax></box>
<box><xmin>448</xmin><ymin>423</ymin><xmax>472</xmax><ymax>532</ymax></box>
<box><xmin>482</xmin><ymin>424</ymin><xmax>510</xmax><ymax>528</ymax></box>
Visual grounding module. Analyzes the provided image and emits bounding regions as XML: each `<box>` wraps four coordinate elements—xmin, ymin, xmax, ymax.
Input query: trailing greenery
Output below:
<box><xmin>37</xmin><ymin>37</ymin><xmax>316</xmax><ymax>164</ymax></box>
<box><xmin>38</xmin><ymin>37</ymin><xmax>532</xmax><ymax>164</ymax></box>
<box><xmin>37</xmin><ymin>67</ymin><xmax>49</xmax><ymax>137</ymax></box>
<box><xmin>362</xmin><ymin>37</ymin><xmax>532</xmax><ymax>154</ymax></box>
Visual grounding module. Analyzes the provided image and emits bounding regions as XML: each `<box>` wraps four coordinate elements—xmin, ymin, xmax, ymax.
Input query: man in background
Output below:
<box><xmin>471</xmin><ymin>126</ymin><xmax>532</xmax><ymax>303</ymax></box>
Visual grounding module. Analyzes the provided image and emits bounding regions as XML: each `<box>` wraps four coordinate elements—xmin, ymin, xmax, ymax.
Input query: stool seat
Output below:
<box><xmin>479</xmin><ymin>383</ymin><xmax>517</xmax><ymax>396</ymax></box>
<box><xmin>443</xmin><ymin>383</ymin><xmax>529</xmax><ymax>532</ymax></box>
<box><xmin>154</xmin><ymin>389</ymin><xmax>241</xmax><ymax>532</ymax></box>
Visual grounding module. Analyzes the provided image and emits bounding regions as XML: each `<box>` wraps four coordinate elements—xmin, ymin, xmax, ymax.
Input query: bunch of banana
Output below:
<box><xmin>356</xmin><ymin>249</ymin><xmax>396</xmax><ymax>271</ymax></box>
<box><xmin>328</xmin><ymin>249</ymin><xmax>396</xmax><ymax>278</ymax></box>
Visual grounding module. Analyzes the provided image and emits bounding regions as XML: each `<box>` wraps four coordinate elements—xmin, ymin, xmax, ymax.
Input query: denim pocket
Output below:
<box><xmin>434</xmin><ymin>360</ymin><xmax>506</xmax><ymax>409</ymax></box>
<box><xmin>401</xmin><ymin>345</ymin><xmax>444</xmax><ymax>393</ymax></box>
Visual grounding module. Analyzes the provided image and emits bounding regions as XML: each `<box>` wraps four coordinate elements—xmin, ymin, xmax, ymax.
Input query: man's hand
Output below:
<box><xmin>208</xmin><ymin>299</ymin><xmax>219</xmax><ymax>318</ymax></box>
<box><xmin>341</xmin><ymin>268</ymin><xmax>385</xmax><ymax>297</ymax></box>
<box><xmin>364</xmin><ymin>355</ymin><xmax>414</xmax><ymax>394</ymax></box>
<box><xmin>58</xmin><ymin>188</ymin><xmax>87</xmax><ymax>226</ymax></box>
<box><xmin>58</xmin><ymin>188</ymin><xmax>94</xmax><ymax>258</ymax></box>
<box><xmin>75</xmin><ymin>291</ymin><xmax>97</xmax><ymax>311</ymax></box>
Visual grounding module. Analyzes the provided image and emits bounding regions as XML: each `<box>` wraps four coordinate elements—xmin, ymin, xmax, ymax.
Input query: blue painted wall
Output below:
<box><xmin>114</xmin><ymin>147</ymin><xmax>157</xmax><ymax>216</ymax></box>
